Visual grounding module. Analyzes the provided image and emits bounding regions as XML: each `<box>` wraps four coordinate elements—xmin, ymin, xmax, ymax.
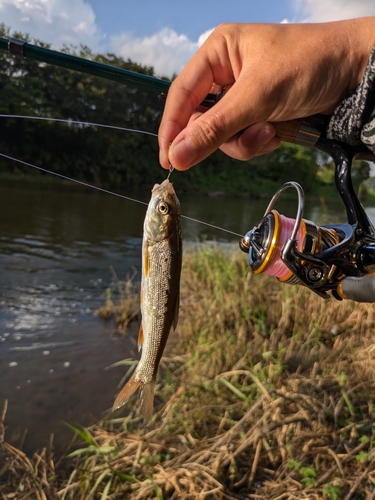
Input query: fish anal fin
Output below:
<box><xmin>112</xmin><ymin>373</ymin><xmax>141</xmax><ymax>411</ymax></box>
<box><xmin>140</xmin><ymin>380</ymin><xmax>155</xmax><ymax>423</ymax></box>
<box><xmin>138</xmin><ymin>323</ymin><xmax>144</xmax><ymax>352</ymax></box>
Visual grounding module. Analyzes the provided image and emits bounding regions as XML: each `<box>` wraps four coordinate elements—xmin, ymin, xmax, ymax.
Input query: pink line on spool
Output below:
<box><xmin>263</xmin><ymin>213</ymin><xmax>304</xmax><ymax>279</ymax></box>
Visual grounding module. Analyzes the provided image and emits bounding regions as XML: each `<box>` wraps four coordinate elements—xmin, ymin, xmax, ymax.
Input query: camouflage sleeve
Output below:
<box><xmin>326</xmin><ymin>45</ymin><xmax>375</xmax><ymax>153</ymax></box>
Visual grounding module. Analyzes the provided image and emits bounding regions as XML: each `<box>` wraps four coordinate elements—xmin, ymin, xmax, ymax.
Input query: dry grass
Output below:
<box><xmin>96</xmin><ymin>266</ymin><xmax>140</xmax><ymax>332</ymax></box>
<box><xmin>2</xmin><ymin>246</ymin><xmax>375</xmax><ymax>499</ymax></box>
<box><xmin>0</xmin><ymin>401</ymin><xmax>61</xmax><ymax>499</ymax></box>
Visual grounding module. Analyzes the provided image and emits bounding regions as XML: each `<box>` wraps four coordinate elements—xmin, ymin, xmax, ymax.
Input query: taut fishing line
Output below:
<box><xmin>0</xmin><ymin>151</ymin><xmax>149</xmax><ymax>206</ymax></box>
<box><xmin>0</xmin><ymin>115</ymin><xmax>243</xmax><ymax>237</ymax></box>
<box><xmin>0</xmin><ymin>114</ymin><xmax>158</xmax><ymax>138</ymax></box>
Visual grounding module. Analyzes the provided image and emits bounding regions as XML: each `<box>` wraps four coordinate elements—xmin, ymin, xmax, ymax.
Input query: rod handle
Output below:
<box><xmin>272</xmin><ymin>116</ymin><xmax>328</xmax><ymax>147</ymax></box>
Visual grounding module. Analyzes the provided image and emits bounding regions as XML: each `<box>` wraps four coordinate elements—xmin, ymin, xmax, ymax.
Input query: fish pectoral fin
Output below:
<box><xmin>143</xmin><ymin>244</ymin><xmax>150</xmax><ymax>278</ymax></box>
<box><xmin>112</xmin><ymin>373</ymin><xmax>141</xmax><ymax>411</ymax></box>
<box><xmin>138</xmin><ymin>323</ymin><xmax>144</xmax><ymax>352</ymax></box>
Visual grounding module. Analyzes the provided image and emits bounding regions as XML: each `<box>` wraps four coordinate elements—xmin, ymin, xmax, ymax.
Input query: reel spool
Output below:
<box><xmin>240</xmin><ymin>182</ymin><xmax>341</xmax><ymax>294</ymax></box>
<box><xmin>239</xmin><ymin>179</ymin><xmax>375</xmax><ymax>302</ymax></box>
<box><xmin>242</xmin><ymin>209</ymin><xmax>340</xmax><ymax>284</ymax></box>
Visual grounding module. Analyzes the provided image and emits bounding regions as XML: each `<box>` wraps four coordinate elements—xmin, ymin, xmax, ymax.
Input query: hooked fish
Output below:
<box><xmin>112</xmin><ymin>178</ymin><xmax>182</xmax><ymax>421</ymax></box>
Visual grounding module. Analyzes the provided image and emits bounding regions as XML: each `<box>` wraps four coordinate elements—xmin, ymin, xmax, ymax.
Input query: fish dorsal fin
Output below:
<box><xmin>138</xmin><ymin>323</ymin><xmax>144</xmax><ymax>352</ymax></box>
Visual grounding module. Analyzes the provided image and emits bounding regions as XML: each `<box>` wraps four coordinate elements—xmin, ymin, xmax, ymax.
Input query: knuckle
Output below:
<box><xmin>194</xmin><ymin>111</ymin><xmax>227</xmax><ymax>149</ymax></box>
<box><xmin>214</xmin><ymin>22</ymin><xmax>238</xmax><ymax>35</ymax></box>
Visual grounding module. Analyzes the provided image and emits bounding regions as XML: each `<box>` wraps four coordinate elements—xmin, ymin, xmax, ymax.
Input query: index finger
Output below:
<box><xmin>158</xmin><ymin>42</ymin><xmax>233</xmax><ymax>169</ymax></box>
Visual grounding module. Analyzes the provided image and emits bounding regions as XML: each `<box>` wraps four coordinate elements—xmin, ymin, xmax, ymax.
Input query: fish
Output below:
<box><xmin>112</xmin><ymin>178</ymin><xmax>182</xmax><ymax>422</ymax></box>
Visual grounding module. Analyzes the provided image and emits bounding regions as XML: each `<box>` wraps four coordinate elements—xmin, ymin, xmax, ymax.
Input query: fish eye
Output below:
<box><xmin>158</xmin><ymin>201</ymin><xmax>170</xmax><ymax>215</ymax></box>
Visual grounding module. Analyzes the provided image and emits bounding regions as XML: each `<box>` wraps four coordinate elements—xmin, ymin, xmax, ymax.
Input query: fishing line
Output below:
<box><xmin>0</xmin><ymin>152</ymin><xmax>148</xmax><ymax>206</ymax></box>
<box><xmin>0</xmin><ymin>114</ymin><xmax>158</xmax><ymax>138</ymax></box>
<box><xmin>0</xmin><ymin>115</ymin><xmax>243</xmax><ymax>237</ymax></box>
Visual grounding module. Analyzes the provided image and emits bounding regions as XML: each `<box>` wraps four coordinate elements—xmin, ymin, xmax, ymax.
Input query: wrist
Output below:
<box><xmin>346</xmin><ymin>17</ymin><xmax>375</xmax><ymax>91</ymax></box>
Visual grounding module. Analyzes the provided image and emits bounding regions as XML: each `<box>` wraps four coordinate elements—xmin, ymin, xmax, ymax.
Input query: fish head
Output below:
<box><xmin>144</xmin><ymin>179</ymin><xmax>181</xmax><ymax>242</ymax></box>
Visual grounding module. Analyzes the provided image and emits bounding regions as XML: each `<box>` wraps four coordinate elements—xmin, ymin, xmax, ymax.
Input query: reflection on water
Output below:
<box><xmin>0</xmin><ymin>181</ymin><xmax>372</xmax><ymax>452</ymax></box>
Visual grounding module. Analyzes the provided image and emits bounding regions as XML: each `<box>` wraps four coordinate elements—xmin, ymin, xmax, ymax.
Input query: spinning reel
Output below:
<box><xmin>240</xmin><ymin>133</ymin><xmax>375</xmax><ymax>302</ymax></box>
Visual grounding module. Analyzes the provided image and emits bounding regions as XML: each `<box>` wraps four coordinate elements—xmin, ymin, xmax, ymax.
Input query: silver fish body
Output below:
<box><xmin>113</xmin><ymin>179</ymin><xmax>182</xmax><ymax>421</ymax></box>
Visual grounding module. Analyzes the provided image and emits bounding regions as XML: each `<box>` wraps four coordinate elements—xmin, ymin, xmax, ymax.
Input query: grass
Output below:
<box><xmin>96</xmin><ymin>266</ymin><xmax>140</xmax><ymax>332</ymax></box>
<box><xmin>2</xmin><ymin>245</ymin><xmax>375</xmax><ymax>499</ymax></box>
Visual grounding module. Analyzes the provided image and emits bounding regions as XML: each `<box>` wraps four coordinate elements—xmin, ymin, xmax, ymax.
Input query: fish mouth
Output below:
<box><xmin>151</xmin><ymin>178</ymin><xmax>174</xmax><ymax>196</ymax></box>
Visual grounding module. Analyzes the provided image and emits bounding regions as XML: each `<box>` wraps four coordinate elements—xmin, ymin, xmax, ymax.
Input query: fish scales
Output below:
<box><xmin>112</xmin><ymin>178</ymin><xmax>182</xmax><ymax>422</ymax></box>
<box><xmin>139</xmin><ymin>238</ymin><xmax>179</xmax><ymax>380</ymax></box>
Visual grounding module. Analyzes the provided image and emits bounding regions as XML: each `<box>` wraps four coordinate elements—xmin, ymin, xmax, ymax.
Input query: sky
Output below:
<box><xmin>0</xmin><ymin>0</ymin><xmax>375</xmax><ymax>78</ymax></box>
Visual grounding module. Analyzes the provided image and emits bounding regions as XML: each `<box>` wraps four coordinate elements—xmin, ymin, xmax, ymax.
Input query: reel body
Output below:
<box><xmin>240</xmin><ymin>139</ymin><xmax>375</xmax><ymax>302</ymax></box>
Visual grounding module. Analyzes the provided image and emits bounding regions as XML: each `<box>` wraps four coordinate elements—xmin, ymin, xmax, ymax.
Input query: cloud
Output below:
<box><xmin>293</xmin><ymin>0</ymin><xmax>375</xmax><ymax>22</ymax></box>
<box><xmin>111</xmin><ymin>27</ymin><xmax>214</xmax><ymax>78</ymax></box>
<box><xmin>0</xmin><ymin>0</ymin><xmax>104</xmax><ymax>49</ymax></box>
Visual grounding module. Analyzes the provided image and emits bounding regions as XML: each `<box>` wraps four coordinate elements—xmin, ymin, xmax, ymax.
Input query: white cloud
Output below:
<box><xmin>293</xmin><ymin>0</ymin><xmax>375</xmax><ymax>22</ymax></box>
<box><xmin>0</xmin><ymin>0</ymin><xmax>104</xmax><ymax>49</ymax></box>
<box><xmin>111</xmin><ymin>27</ymin><xmax>214</xmax><ymax>78</ymax></box>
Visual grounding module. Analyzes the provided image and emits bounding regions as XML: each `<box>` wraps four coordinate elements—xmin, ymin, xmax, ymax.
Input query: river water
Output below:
<box><xmin>0</xmin><ymin>180</ymin><xmax>373</xmax><ymax>453</ymax></box>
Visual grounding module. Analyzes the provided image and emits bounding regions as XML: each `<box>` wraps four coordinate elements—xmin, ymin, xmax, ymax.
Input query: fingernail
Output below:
<box><xmin>255</xmin><ymin>126</ymin><xmax>275</xmax><ymax>146</ymax></box>
<box><xmin>170</xmin><ymin>139</ymin><xmax>197</xmax><ymax>168</ymax></box>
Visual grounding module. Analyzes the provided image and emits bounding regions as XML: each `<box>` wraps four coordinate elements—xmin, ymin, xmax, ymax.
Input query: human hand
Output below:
<box><xmin>159</xmin><ymin>18</ymin><xmax>375</xmax><ymax>170</ymax></box>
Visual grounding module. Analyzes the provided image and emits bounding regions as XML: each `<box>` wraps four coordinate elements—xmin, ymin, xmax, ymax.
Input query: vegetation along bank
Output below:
<box><xmin>1</xmin><ymin>247</ymin><xmax>375</xmax><ymax>498</ymax></box>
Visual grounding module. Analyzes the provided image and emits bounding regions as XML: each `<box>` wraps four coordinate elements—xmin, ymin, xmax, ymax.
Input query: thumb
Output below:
<box><xmin>168</xmin><ymin>83</ymin><xmax>264</xmax><ymax>170</ymax></box>
<box><xmin>168</xmin><ymin>106</ymin><xmax>233</xmax><ymax>170</ymax></box>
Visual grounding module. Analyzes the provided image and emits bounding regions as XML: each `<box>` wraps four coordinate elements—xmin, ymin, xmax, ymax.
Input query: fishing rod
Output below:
<box><xmin>3</xmin><ymin>36</ymin><xmax>375</xmax><ymax>302</ymax></box>
<box><xmin>0</xmin><ymin>36</ymin><xmax>221</xmax><ymax>107</ymax></box>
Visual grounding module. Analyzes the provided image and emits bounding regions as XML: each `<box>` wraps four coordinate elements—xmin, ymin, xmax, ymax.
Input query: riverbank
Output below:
<box><xmin>2</xmin><ymin>168</ymin><xmax>375</xmax><ymax>209</ymax></box>
<box><xmin>2</xmin><ymin>246</ymin><xmax>375</xmax><ymax>498</ymax></box>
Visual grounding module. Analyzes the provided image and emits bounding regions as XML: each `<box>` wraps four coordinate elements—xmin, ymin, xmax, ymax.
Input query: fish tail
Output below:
<box><xmin>112</xmin><ymin>373</ymin><xmax>141</xmax><ymax>411</ymax></box>
<box><xmin>140</xmin><ymin>380</ymin><xmax>156</xmax><ymax>423</ymax></box>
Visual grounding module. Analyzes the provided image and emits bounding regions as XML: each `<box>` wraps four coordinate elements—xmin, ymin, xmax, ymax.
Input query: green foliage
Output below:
<box><xmin>323</xmin><ymin>484</ymin><xmax>341</xmax><ymax>499</ymax></box>
<box><xmin>288</xmin><ymin>459</ymin><xmax>317</xmax><ymax>487</ymax></box>
<box><xmin>356</xmin><ymin>451</ymin><xmax>369</xmax><ymax>463</ymax></box>
<box><xmin>0</xmin><ymin>24</ymin><xmax>370</xmax><ymax>198</ymax></box>
<box><xmin>0</xmin><ymin>24</ymin><xmax>163</xmax><ymax>192</ymax></box>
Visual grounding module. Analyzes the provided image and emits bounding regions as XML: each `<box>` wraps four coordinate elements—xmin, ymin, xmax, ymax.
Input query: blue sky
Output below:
<box><xmin>88</xmin><ymin>0</ymin><xmax>294</xmax><ymax>41</ymax></box>
<box><xmin>0</xmin><ymin>0</ymin><xmax>374</xmax><ymax>77</ymax></box>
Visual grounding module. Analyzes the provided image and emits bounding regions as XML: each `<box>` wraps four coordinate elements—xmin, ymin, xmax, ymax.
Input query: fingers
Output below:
<box><xmin>161</xmin><ymin>80</ymin><xmax>262</xmax><ymax>170</ymax></box>
<box><xmin>159</xmin><ymin>26</ymin><xmax>237</xmax><ymax>169</ymax></box>
<box><xmin>219</xmin><ymin>123</ymin><xmax>280</xmax><ymax>161</ymax></box>
<box><xmin>161</xmin><ymin>116</ymin><xmax>280</xmax><ymax>170</ymax></box>
<box><xmin>159</xmin><ymin>20</ymin><xmax>364</xmax><ymax>170</ymax></box>
<box><xmin>160</xmin><ymin>95</ymin><xmax>280</xmax><ymax>169</ymax></box>
<box><xmin>163</xmin><ymin>87</ymin><xmax>279</xmax><ymax>170</ymax></box>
